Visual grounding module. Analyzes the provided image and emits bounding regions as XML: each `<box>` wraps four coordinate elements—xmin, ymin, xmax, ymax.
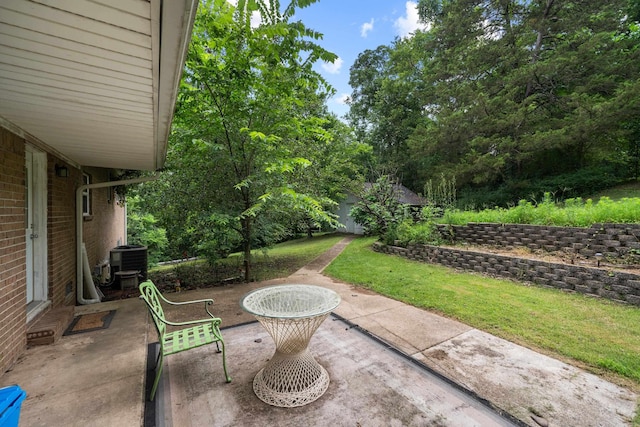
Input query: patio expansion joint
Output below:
<box><xmin>341</xmin><ymin>310</ymin><xmax>421</xmax><ymax>353</ymax></box>
<box><xmin>417</xmin><ymin>328</ymin><xmax>475</xmax><ymax>353</ymax></box>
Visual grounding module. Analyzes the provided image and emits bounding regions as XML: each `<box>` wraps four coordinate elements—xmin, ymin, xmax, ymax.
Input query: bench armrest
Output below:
<box><xmin>155</xmin><ymin>315</ymin><xmax>222</xmax><ymax>328</ymax></box>
<box><xmin>163</xmin><ymin>297</ymin><xmax>215</xmax><ymax>307</ymax></box>
<box><xmin>156</xmin><ymin>290</ymin><xmax>218</xmax><ymax>319</ymax></box>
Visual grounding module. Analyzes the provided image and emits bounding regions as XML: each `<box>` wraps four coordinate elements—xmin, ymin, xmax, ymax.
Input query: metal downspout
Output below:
<box><xmin>76</xmin><ymin>174</ymin><xmax>160</xmax><ymax>305</ymax></box>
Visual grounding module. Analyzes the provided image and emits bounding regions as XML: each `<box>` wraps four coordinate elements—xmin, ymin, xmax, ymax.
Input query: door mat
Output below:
<box><xmin>63</xmin><ymin>310</ymin><xmax>116</xmax><ymax>336</ymax></box>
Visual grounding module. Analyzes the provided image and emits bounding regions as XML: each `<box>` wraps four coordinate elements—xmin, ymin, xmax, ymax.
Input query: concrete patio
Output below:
<box><xmin>1</xmin><ymin>237</ymin><xmax>637</xmax><ymax>426</ymax></box>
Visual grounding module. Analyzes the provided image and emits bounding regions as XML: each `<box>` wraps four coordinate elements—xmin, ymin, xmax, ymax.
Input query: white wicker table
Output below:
<box><xmin>240</xmin><ymin>284</ymin><xmax>341</xmax><ymax>407</ymax></box>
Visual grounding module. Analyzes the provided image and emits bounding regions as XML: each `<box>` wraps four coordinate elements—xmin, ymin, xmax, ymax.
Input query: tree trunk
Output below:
<box><xmin>525</xmin><ymin>0</ymin><xmax>555</xmax><ymax>98</ymax></box>
<box><xmin>242</xmin><ymin>216</ymin><xmax>251</xmax><ymax>282</ymax></box>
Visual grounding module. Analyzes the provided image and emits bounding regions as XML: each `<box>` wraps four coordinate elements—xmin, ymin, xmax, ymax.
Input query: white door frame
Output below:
<box><xmin>25</xmin><ymin>145</ymin><xmax>48</xmax><ymax>317</ymax></box>
<box><xmin>25</xmin><ymin>150</ymin><xmax>34</xmax><ymax>303</ymax></box>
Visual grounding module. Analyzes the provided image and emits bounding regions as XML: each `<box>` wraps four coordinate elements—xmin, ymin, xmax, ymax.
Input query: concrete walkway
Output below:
<box><xmin>1</xmin><ymin>236</ymin><xmax>637</xmax><ymax>426</ymax></box>
<box><xmin>271</xmin><ymin>236</ymin><xmax>639</xmax><ymax>426</ymax></box>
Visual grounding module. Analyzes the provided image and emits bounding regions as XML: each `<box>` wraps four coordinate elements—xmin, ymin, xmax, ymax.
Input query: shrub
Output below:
<box><xmin>127</xmin><ymin>195</ymin><xmax>168</xmax><ymax>265</ymax></box>
<box><xmin>350</xmin><ymin>175</ymin><xmax>412</xmax><ymax>240</ymax></box>
<box><xmin>395</xmin><ymin>219</ymin><xmax>443</xmax><ymax>246</ymax></box>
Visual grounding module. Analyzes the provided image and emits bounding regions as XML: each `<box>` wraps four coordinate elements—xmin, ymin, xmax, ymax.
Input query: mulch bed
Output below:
<box><xmin>100</xmin><ymin>265</ymin><xmax>244</xmax><ymax>301</ymax></box>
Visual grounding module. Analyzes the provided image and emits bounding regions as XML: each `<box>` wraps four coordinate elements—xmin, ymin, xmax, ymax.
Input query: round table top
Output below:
<box><xmin>240</xmin><ymin>284</ymin><xmax>341</xmax><ymax>319</ymax></box>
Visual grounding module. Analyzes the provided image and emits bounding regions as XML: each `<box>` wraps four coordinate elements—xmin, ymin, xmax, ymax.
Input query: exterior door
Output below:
<box><xmin>24</xmin><ymin>146</ymin><xmax>47</xmax><ymax>307</ymax></box>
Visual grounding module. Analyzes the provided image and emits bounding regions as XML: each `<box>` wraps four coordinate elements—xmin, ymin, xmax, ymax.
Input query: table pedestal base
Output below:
<box><xmin>252</xmin><ymin>349</ymin><xmax>330</xmax><ymax>407</ymax></box>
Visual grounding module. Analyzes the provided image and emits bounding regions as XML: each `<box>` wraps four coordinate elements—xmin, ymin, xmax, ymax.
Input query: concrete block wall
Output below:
<box><xmin>0</xmin><ymin>128</ymin><xmax>27</xmax><ymax>374</ymax></box>
<box><xmin>373</xmin><ymin>242</ymin><xmax>640</xmax><ymax>306</ymax></box>
<box><xmin>438</xmin><ymin>223</ymin><xmax>640</xmax><ymax>259</ymax></box>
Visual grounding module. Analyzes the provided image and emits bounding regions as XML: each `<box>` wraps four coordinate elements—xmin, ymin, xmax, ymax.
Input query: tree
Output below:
<box><xmin>349</xmin><ymin>0</ymin><xmax>640</xmax><ymax>206</ymax></box>
<box><xmin>144</xmin><ymin>0</ymin><xmax>368</xmax><ymax>280</ymax></box>
<box><xmin>349</xmin><ymin>175</ymin><xmax>412</xmax><ymax>241</ymax></box>
<box><xmin>346</xmin><ymin>39</ymin><xmax>428</xmax><ymax>189</ymax></box>
<box><xmin>126</xmin><ymin>195</ymin><xmax>168</xmax><ymax>265</ymax></box>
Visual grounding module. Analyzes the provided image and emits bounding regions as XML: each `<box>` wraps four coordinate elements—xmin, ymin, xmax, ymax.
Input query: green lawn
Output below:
<box><xmin>242</xmin><ymin>233</ymin><xmax>345</xmax><ymax>281</ymax></box>
<box><xmin>324</xmin><ymin>237</ymin><xmax>640</xmax><ymax>388</ymax></box>
<box><xmin>151</xmin><ymin>233</ymin><xmax>345</xmax><ymax>281</ymax></box>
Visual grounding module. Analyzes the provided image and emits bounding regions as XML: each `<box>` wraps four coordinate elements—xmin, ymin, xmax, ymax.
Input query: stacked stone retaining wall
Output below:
<box><xmin>437</xmin><ymin>223</ymin><xmax>640</xmax><ymax>259</ymax></box>
<box><xmin>373</xmin><ymin>242</ymin><xmax>640</xmax><ymax>306</ymax></box>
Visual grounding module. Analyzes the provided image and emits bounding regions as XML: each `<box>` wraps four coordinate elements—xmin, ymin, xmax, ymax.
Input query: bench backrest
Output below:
<box><xmin>139</xmin><ymin>280</ymin><xmax>166</xmax><ymax>338</ymax></box>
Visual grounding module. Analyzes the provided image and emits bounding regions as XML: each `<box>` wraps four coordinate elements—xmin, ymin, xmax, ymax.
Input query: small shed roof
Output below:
<box><xmin>363</xmin><ymin>183</ymin><xmax>427</xmax><ymax>206</ymax></box>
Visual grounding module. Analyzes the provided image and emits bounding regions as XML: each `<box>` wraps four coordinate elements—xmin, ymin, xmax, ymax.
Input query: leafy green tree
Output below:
<box><xmin>349</xmin><ymin>175</ymin><xmax>412</xmax><ymax>242</ymax></box>
<box><xmin>143</xmin><ymin>0</ymin><xmax>368</xmax><ymax>280</ymax></box>
<box><xmin>629</xmin><ymin>0</ymin><xmax>640</xmax><ymax>21</ymax></box>
<box><xmin>346</xmin><ymin>39</ymin><xmax>428</xmax><ymax>189</ymax></box>
<box><xmin>126</xmin><ymin>195</ymin><xmax>168</xmax><ymax>265</ymax></box>
<box><xmin>349</xmin><ymin>0</ymin><xmax>640</xmax><ymax>206</ymax></box>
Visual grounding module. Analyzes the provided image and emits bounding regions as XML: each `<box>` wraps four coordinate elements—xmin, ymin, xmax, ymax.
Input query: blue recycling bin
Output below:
<box><xmin>0</xmin><ymin>385</ymin><xmax>26</xmax><ymax>427</ymax></box>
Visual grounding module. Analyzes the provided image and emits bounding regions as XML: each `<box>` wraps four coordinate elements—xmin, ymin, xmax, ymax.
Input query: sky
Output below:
<box><xmin>293</xmin><ymin>1</ymin><xmax>428</xmax><ymax>119</ymax></box>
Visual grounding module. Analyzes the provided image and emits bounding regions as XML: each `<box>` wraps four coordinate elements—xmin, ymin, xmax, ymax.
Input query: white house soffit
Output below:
<box><xmin>154</xmin><ymin>0</ymin><xmax>198</xmax><ymax>169</ymax></box>
<box><xmin>0</xmin><ymin>0</ymin><xmax>197</xmax><ymax>171</ymax></box>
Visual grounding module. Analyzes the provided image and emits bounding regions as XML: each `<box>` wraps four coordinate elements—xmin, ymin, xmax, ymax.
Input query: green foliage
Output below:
<box><xmin>140</xmin><ymin>0</ymin><xmax>369</xmax><ymax>279</ymax></box>
<box><xmin>346</xmin><ymin>41</ymin><xmax>427</xmax><ymax>191</ymax></box>
<box><xmin>150</xmin><ymin>233</ymin><xmax>344</xmax><ymax>285</ymax></box>
<box><xmin>126</xmin><ymin>195</ymin><xmax>168</xmax><ymax>265</ymax></box>
<box><xmin>349</xmin><ymin>0</ymin><xmax>640</xmax><ymax>200</ymax></box>
<box><xmin>424</xmin><ymin>173</ymin><xmax>456</xmax><ymax>210</ymax></box>
<box><xmin>629</xmin><ymin>0</ymin><xmax>640</xmax><ymax>22</ymax></box>
<box><xmin>196</xmin><ymin>213</ymin><xmax>242</xmax><ymax>265</ymax></box>
<box><xmin>111</xmin><ymin>169</ymin><xmax>144</xmax><ymax>203</ymax></box>
<box><xmin>588</xmin><ymin>180</ymin><xmax>640</xmax><ymax>201</ymax></box>
<box><xmin>173</xmin><ymin>261</ymin><xmax>242</xmax><ymax>288</ymax></box>
<box><xmin>394</xmin><ymin>218</ymin><xmax>443</xmax><ymax>246</ymax></box>
<box><xmin>457</xmin><ymin>166</ymin><xmax>627</xmax><ymax>208</ymax></box>
<box><xmin>442</xmin><ymin>193</ymin><xmax>640</xmax><ymax>226</ymax></box>
<box><xmin>349</xmin><ymin>175</ymin><xmax>412</xmax><ymax>241</ymax></box>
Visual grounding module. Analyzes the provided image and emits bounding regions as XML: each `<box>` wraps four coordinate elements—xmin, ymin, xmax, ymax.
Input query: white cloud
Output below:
<box><xmin>250</xmin><ymin>11</ymin><xmax>262</xmax><ymax>28</ymax></box>
<box><xmin>394</xmin><ymin>1</ymin><xmax>430</xmax><ymax>39</ymax></box>
<box><xmin>335</xmin><ymin>93</ymin><xmax>350</xmax><ymax>105</ymax></box>
<box><xmin>321</xmin><ymin>57</ymin><xmax>344</xmax><ymax>75</ymax></box>
<box><xmin>227</xmin><ymin>0</ymin><xmax>262</xmax><ymax>28</ymax></box>
<box><xmin>361</xmin><ymin>18</ymin><xmax>375</xmax><ymax>38</ymax></box>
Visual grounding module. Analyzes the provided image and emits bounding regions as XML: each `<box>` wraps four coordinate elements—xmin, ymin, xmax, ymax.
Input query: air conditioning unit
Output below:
<box><xmin>110</xmin><ymin>245</ymin><xmax>148</xmax><ymax>287</ymax></box>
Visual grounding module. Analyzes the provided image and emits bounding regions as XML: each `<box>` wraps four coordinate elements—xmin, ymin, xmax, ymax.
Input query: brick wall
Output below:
<box><xmin>82</xmin><ymin>167</ymin><xmax>126</xmax><ymax>275</ymax></box>
<box><xmin>0</xmin><ymin>129</ymin><xmax>127</xmax><ymax>376</ymax></box>
<box><xmin>374</xmin><ymin>242</ymin><xmax>640</xmax><ymax>306</ymax></box>
<box><xmin>48</xmin><ymin>157</ymin><xmax>78</xmax><ymax>307</ymax></box>
<box><xmin>0</xmin><ymin>128</ymin><xmax>27</xmax><ymax>374</ymax></box>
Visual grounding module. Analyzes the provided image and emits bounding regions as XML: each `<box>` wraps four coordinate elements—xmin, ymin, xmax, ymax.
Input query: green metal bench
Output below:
<box><xmin>139</xmin><ymin>280</ymin><xmax>231</xmax><ymax>401</ymax></box>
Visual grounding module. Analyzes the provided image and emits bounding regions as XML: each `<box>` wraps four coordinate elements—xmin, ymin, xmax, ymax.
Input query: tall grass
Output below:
<box><xmin>442</xmin><ymin>194</ymin><xmax>640</xmax><ymax>226</ymax></box>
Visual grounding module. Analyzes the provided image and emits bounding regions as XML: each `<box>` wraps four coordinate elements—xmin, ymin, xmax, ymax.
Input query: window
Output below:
<box><xmin>82</xmin><ymin>173</ymin><xmax>91</xmax><ymax>216</ymax></box>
